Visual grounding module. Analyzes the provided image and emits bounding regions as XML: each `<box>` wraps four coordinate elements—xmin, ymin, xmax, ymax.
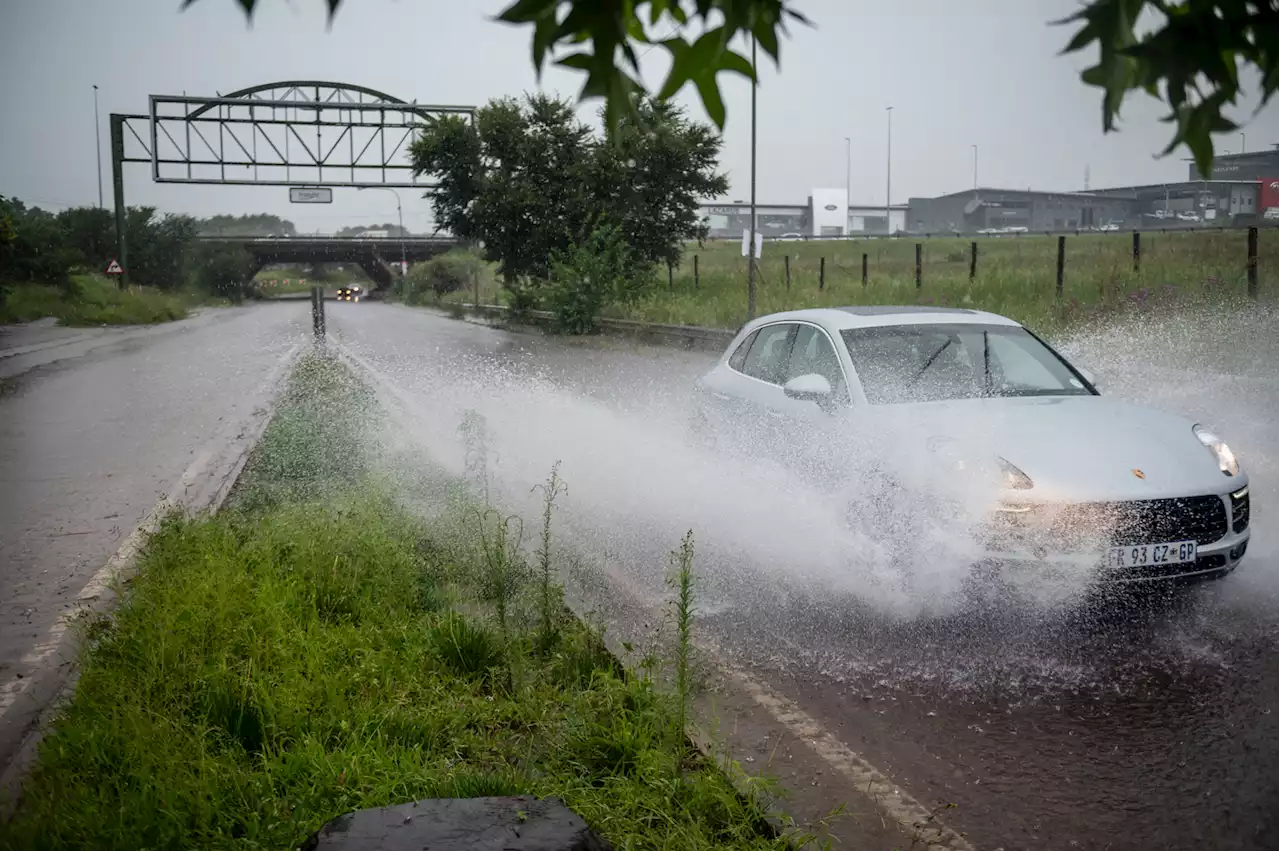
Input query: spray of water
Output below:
<box><xmin>340</xmin><ymin>295</ymin><xmax>1275</xmax><ymax>699</ymax></box>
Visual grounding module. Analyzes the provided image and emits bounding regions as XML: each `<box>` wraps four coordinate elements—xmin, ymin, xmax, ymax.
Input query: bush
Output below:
<box><xmin>546</xmin><ymin>226</ymin><xmax>647</xmax><ymax>334</ymax></box>
<box><xmin>404</xmin><ymin>248</ymin><xmax>484</xmax><ymax>303</ymax></box>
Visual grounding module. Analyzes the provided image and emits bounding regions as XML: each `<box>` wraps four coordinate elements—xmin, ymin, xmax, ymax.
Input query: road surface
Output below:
<box><xmin>0</xmin><ymin>304</ymin><xmax>306</xmax><ymax>776</ymax></box>
<box><xmin>329</xmin><ymin>300</ymin><xmax>1278</xmax><ymax>851</ymax></box>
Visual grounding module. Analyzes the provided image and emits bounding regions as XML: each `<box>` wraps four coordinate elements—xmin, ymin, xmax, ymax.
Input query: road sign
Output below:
<box><xmin>289</xmin><ymin>187</ymin><xmax>333</xmax><ymax>204</ymax></box>
<box><xmin>105</xmin><ymin>259</ymin><xmax>124</xmax><ymax>275</ymax></box>
<box><xmin>741</xmin><ymin>229</ymin><xmax>762</xmax><ymax>259</ymax></box>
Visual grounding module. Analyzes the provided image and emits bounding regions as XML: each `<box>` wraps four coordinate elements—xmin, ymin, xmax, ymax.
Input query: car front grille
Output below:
<box><xmin>1231</xmin><ymin>488</ymin><xmax>1250</xmax><ymax>533</ymax></box>
<box><xmin>1051</xmin><ymin>495</ymin><xmax>1228</xmax><ymax>547</ymax></box>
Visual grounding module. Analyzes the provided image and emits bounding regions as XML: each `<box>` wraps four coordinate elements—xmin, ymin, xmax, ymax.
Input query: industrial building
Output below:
<box><xmin>699</xmin><ymin>190</ymin><xmax>908</xmax><ymax>238</ymax></box>
<box><xmin>705</xmin><ymin>149</ymin><xmax>1277</xmax><ymax>239</ymax></box>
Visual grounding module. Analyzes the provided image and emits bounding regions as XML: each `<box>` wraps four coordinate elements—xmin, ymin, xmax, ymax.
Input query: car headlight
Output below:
<box><xmin>1193</xmin><ymin>424</ymin><xmax>1240</xmax><ymax>476</ymax></box>
<box><xmin>998</xmin><ymin>456</ymin><xmax>1033</xmax><ymax>490</ymax></box>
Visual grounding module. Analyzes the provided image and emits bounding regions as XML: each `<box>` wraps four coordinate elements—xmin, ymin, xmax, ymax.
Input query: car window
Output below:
<box><xmin>786</xmin><ymin>324</ymin><xmax>849</xmax><ymax>403</ymax></box>
<box><xmin>984</xmin><ymin>333</ymin><xmax>1064</xmax><ymax>390</ymax></box>
<box><xmin>727</xmin><ymin>329</ymin><xmax>759</xmax><ymax>372</ymax></box>
<box><xmin>841</xmin><ymin>324</ymin><xmax>1091</xmax><ymax>404</ymax></box>
<box><xmin>741</xmin><ymin>324</ymin><xmax>795</xmax><ymax>384</ymax></box>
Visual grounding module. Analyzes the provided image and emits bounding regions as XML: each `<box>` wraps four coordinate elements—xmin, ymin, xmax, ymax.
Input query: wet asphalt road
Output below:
<box><xmin>0</xmin><ymin>303</ymin><xmax>307</xmax><ymax>771</ymax></box>
<box><xmin>330</xmin><ymin>301</ymin><xmax>1278</xmax><ymax>851</ymax></box>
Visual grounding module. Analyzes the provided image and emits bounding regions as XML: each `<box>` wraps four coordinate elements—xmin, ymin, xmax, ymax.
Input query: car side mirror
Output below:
<box><xmin>783</xmin><ymin>373</ymin><xmax>833</xmax><ymax>406</ymax></box>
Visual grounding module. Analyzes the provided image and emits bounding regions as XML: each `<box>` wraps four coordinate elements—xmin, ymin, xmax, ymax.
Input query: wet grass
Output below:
<box><xmin>0</xmin><ymin>274</ymin><xmax>195</xmax><ymax>326</ymax></box>
<box><xmin>1</xmin><ymin>350</ymin><xmax>794</xmax><ymax>851</ymax></box>
<box><xmin>445</xmin><ymin>229</ymin><xmax>1278</xmax><ymax>336</ymax></box>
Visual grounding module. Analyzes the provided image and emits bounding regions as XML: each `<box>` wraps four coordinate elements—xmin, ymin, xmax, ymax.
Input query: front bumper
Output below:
<box><xmin>975</xmin><ymin>488</ymin><xmax>1251</xmax><ymax>585</ymax></box>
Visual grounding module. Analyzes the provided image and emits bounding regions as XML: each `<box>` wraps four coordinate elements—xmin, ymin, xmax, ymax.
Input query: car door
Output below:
<box><xmin>701</xmin><ymin>322</ymin><xmax>798</xmax><ymax>455</ymax></box>
<box><xmin>774</xmin><ymin>322</ymin><xmax>853</xmax><ymax>487</ymax></box>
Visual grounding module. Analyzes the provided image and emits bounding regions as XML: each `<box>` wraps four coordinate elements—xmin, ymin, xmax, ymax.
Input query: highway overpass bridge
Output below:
<box><xmin>193</xmin><ymin>235</ymin><xmax>460</xmax><ymax>289</ymax></box>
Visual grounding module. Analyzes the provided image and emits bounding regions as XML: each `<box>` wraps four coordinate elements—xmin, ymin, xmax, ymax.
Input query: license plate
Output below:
<box><xmin>1106</xmin><ymin>540</ymin><xmax>1197</xmax><ymax>568</ymax></box>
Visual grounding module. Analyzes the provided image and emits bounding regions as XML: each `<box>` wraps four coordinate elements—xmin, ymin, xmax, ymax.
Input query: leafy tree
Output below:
<box><xmin>334</xmin><ymin>223</ymin><xmax>411</xmax><ymax>237</ymax></box>
<box><xmin>186</xmin><ymin>241</ymin><xmax>259</xmax><ymax>301</ymax></box>
<box><xmin>410</xmin><ymin>93</ymin><xmax>724</xmax><ymax>323</ymax></box>
<box><xmin>56</xmin><ymin>206</ymin><xmax>114</xmax><ymax>271</ymax></box>
<box><xmin>590</xmin><ymin>97</ymin><xmax>728</xmax><ymax>274</ymax></box>
<box><xmin>197</xmin><ymin>213</ymin><xmax>297</xmax><ymax>237</ymax></box>
<box><xmin>205</xmin><ymin>0</ymin><xmax>1277</xmax><ymax>172</ymax></box>
<box><xmin>411</xmin><ymin>94</ymin><xmax>596</xmax><ymax>311</ymax></box>
<box><xmin>125</xmin><ymin>208</ymin><xmax>198</xmax><ymax>290</ymax></box>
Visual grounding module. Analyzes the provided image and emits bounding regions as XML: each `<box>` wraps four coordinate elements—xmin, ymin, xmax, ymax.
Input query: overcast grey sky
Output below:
<box><xmin>2</xmin><ymin>0</ymin><xmax>1276</xmax><ymax>233</ymax></box>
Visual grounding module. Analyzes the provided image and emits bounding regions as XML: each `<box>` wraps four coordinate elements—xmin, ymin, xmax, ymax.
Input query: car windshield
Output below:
<box><xmin>840</xmin><ymin>323</ymin><xmax>1093</xmax><ymax>404</ymax></box>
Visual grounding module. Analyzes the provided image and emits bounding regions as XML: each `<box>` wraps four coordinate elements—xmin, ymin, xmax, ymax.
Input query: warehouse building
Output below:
<box><xmin>906</xmin><ymin>189</ymin><xmax>1133</xmax><ymax>233</ymax></box>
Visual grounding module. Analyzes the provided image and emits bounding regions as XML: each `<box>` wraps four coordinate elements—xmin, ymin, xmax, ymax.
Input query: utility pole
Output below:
<box><xmin>885</xmin><ymin>106</ymin><xmax>893</xmax><ymax>234</ymax></box>
<box><xmin>747</xmin><ymin>35</ymin><xmax>758</xmax><ymax>321</ymax></box>
<box><xmin>1239</xmin><ymin>132</ymin><xmax>1246</xmax><ymax>154</ymax></box>
<box><xmin>93</xmin><ymin>85</ymin><xmax>104</xmax><ymax>208</ymax></box>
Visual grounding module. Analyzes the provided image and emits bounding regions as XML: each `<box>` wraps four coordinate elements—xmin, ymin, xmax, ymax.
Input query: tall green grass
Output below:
<box><xmin>0</xmin><ymin>274</ymin><xmax>194</xmax><ymax>325</ymax></box>
<box><xmin>441</xmin><ymin>229</ymin><xmax>1278</xmax><ymax>334</ymax></box>
<box><xmin>1</xmin><ymin>351</ymin><xmax>795</xmax><ymax>850</ymax></box>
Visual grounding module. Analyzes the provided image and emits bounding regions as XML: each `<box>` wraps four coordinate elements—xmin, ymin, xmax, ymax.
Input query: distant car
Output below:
<box><xmin>691</xmin><ymin>306</ymin><xmax>1251</xmax><ymax>586</ymax></box>
<box><xmin>1263</xmin><ymin>208</ymin><xmax>1278</xmax><ymax>222</ymax></box>
<box><xmin>777</xmin><ymin>233</ymin><xmax>805</xmax><ymax>241</ymax></box>
<box><xmin>1176</xmin><ymin>211</ymin><xmax>1201</xmax><ymax>223</ymax></box>
<box><xmin>336</xmin><ymin>285</ymin><xmax>362</xmax><ymax>302</ymax></box>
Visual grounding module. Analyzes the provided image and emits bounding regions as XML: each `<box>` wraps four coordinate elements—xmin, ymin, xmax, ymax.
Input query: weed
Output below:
<box><xmin>532</xmin><ymin>462</ymin><xmax>568</xmax><ymax>654</ymax></box>
<box><xmin>470</xmin><ymin>507</ymin><xmax>527</xmax><ymax>635</ymax></box>
<box><xmin>667</xmin><ymin>530</ymin><xmax>697</xmax><ymax>769</ymax></box>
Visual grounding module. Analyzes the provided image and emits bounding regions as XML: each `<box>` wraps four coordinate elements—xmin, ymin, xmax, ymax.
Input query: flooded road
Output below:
<box><xmin>331</xmin><ymin>301</ymin><xmax>1278</xmax><ymax>851</ymax></box>
<box><xmin>0</xmin><ymin>303</ymin><xmax>306</xmax><ymax>774</ymax></box>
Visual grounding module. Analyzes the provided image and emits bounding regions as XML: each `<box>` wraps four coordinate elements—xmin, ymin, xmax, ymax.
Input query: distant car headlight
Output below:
<box><xmin>998</xmin><ymin>456</ymin><xmax>1033</xmax><ymax>490</ymax></box>
<box><xmin>1193</xmin><ymin>424</ymin><xmax>1240</xmax><ymax>476</ymax></box>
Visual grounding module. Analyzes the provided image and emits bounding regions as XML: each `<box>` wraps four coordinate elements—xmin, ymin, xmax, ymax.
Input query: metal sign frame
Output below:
<box><xmin>108</xmin><ymin>80</ymin><xmax>475</xmax><ymax>285</ymax></box>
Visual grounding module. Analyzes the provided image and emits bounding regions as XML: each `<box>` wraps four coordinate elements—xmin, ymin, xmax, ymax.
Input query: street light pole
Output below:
<box><xmin>844</xmin><ymin>136</ymin><xmax>851</xmax><ymax>235</ymax></box>
<box><xmin>971</xmin><ymin>144</ymin><xmax>978</xmax><ymax>191</ymax></box>
<box><xmin>357</xmin><ymin>185</ymin><xmax>406</xmax><ymax>275</ymax></box>
<box><xmin>93</xmin><ymin>85</ymin><xmax>104</xmax><ymax>208</ymax></box>
<box><xmin>747</xmin><ymin>35</ymin><xmax>758</xmax><ymax>321</ymax></box>
<box><xmin>885</xmin><ymin>106</ymin><xmax>893</xmax><ymax>234</ymax></box>
<box><xmin>1240</xmin><ymin>132</ymin><xmax>1246</xmax><ymax>154</ymax></box>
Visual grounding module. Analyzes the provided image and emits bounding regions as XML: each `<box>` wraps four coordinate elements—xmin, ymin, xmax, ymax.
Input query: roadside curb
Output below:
<box><xmin>412</xmin><ymin>302</ymin><xmax>738</xmax><ymax>353</ymax></box>
<box><xmin>0</xmin><ymin>341</ymin><xmax>304</xmax><ymax>818</ymax></box>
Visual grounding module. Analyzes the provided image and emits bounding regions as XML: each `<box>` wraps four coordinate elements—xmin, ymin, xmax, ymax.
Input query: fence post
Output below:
<box><xmin>311</xmin><ymin>285</ymin><xmax>325</xmax><ymax>340</ymax></box>
<box><xmin>1056</xmin><ymin>235</ymin><xmax>1065</xmax><ymax>299</ymax></box>
<box><xmin>694</xmin><ymin>254</ymin><xmax>699</xmax><ymax>289</ymax></box>
<box><xmin>1247</xmin><ymin>226</ymin><xmax>1259</xmax><ymax>299</ymax></box>
<box><xmin>819</xmin><ymin>256</ymin><xmax>825</xmax><ymax>290</ymax></box>
<box><xmin>1132</xmin><ymin>231</ymin><xmax>1140</xmax><ymax>273</ymax></box>
<box><xmin>785</xmin><ymin>254</ymin><xmax>791</xmax><ymax>291</ymax></box>
<box><xmin>969</xmin><ymin>241</ymin><xmax>978</xmax><ymax>281</ymax></box>
<box><xmin>667</xmin><ymin>261</ymin><xmax>673</xmax><ymax>291</ymax></box>
<box><xmin>915</xmin><ymin>243</ymin><xmax>922</xmax><ymax>289</ymax></box>
<box><xmin>861</xmin><ymin>252</ymin><xmax>868</xmax><ymax>287</ymax></box>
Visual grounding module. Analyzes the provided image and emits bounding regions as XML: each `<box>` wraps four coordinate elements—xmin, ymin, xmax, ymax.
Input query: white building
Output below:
<box><xmin>699</xmin><ymin>188</ymin><xmax>908</xmax><ymax>238</ymax></box>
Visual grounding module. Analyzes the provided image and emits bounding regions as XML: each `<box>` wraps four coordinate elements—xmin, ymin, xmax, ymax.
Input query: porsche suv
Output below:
<box><xmin>691</xmin><ymin>306</ymin><xmax>1251</xmax><ymax>584</ymax></box>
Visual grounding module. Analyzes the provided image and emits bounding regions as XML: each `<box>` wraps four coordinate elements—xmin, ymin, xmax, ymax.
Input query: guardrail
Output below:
<box><xmin>459</xmin><ymin>303</ymin><xmax>737</xmax><ymax>352</ymax></box>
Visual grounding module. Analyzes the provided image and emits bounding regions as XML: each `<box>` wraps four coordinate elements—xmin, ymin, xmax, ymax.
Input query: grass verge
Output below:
<box><xmin>0</xmin><ymin>274</ymin><xmax>197</xmax><ymax>326</ymax></box>
<box><xmin>0</xmin><ymin>349</ymin><xmax>794</xmax><ymax>851</ymax></box>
